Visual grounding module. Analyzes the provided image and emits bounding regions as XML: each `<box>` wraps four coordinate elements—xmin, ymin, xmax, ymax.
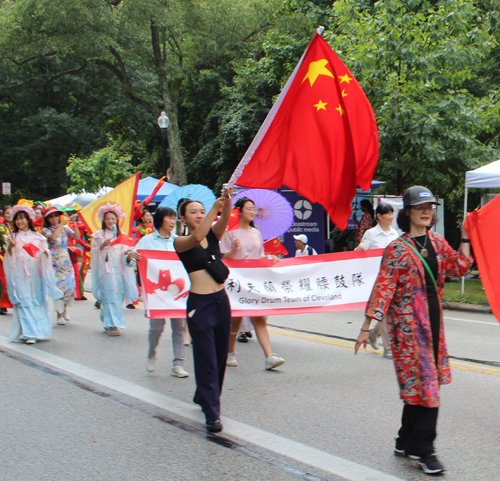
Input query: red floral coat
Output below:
<box><xmin>365</xmin><ymin>231</ymin><xmax>471</xmax><ymax>408</ymax></box>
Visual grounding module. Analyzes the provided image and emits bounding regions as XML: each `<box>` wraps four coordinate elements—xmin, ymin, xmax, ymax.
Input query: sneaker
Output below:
<box><xmin>94</xmin><ymin>301</ymin><xmax>101</xmax><ymax>309</ymax></box>
<box><xmin>394</xmin><ymin>448</ymin><xmax>420</xmax><ymax>460</ymax></box>
<box><xmin>265</xmin><ymin>353</ymin><xmax>285</xmax><ymax>370</ymax></box>
<box><xmin>394</xmin><ymin>446</ymin><xmax>406</xmax><ymax>457</ymax></box>
<box><xmin>226</xmin><ymin>352</ymin><xmax>238</xmax><ymax>367</ymax></box>
<box><xmin>0</xmin><ymin>308</ymin><xmax>7</xmax><ymax>315</ymax></box>
<box><xmin>146</xmin><ymin>357</ymin><xmax>156</xmax><ymax>373</ymax></box>
<box><xmin>383</xmin><ymin>348</ymin><xmax>393</xmax><ymax>359</ymax></box>
<box><xmin>57</xmin><ymin>317</ymin><xmax>67</xmax><ymax>325</ymax></box>
<box><xmin>245</xmin><ymin>331</ymin><xmax>253</xmax><ymax>338</ymax></box>
<box><xmin>206</xmin><ymin>419</ymin><xmax>223</xmax><ymax>433</ymax></box>
<box><xmin>63</xmin><ymin>311</ymin><xmax>71</xmax><ymax>322</ymax></box>
<box><xmin>126</xmin><ymin>304</ymin><xmax>136</xmax><ymax>309</ymax></box>
<box><xmin>106</xmin><ymin>327</ymin><xmax>121</xmax><ymax>336</ymax></box>
<box><xmin>419</xmin><ymin>454</ymin><xmax>444</xmax><ymax>474</ymax></box>
<box><xmin>368</xmin><ymin>329</ymin><xmax>379</xmax><ymax>350</ymax></box>
<box><xmin>237</xmin><ymin>332</ymin><xmax>248</xmax><ymax>343</ymax></box>
<box><xmin>171</xmin><ymin>365</ymin><xmax>189</xmax><ymax>378</ymax></box>
<box><xmin>25</xmin><ymin>339</ymin><xmax>37</xmax><ymax>345</ymax></box>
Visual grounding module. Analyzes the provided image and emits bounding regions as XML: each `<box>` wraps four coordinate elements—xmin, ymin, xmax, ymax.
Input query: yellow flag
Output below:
<box><xmin>78</xmin><ymin>173</ymin><xmax>140</xmax><ymax>235</ymax></box>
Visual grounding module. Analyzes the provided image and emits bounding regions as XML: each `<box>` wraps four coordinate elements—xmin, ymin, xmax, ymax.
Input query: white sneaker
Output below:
<box><xmin>57</xmin><ymin>317</ymin><xmax>67</xmax><ymax>325</ymax></box>
<box><xmin>63</xmin><ymin>311</ymin><xmax>71</xmax><ymax>322</ymax></box>
<box><xmin>146</xmin><ymin>357</ymin><xmax>156</xmax><ymax>372</ymax></box>
<box><xmin>226</xmin><ymin>352</ymin><xmax>238</xmax><ymax>367</ymax></box>
<box><xmin>383</xmin><ymin>348</ymin><xmax>393</xmax><ymax>359</ymax></box>
<box><xmin>25</xmin><ymin>339</ymin><xmax>37</xmax><ymax>345</ymax></box>
<box><xmin>265</xmin><ymin>354</ymin><xmax>285</xmax><ymax>370</ymax></box>
<box><xmin>171</xmin><ymin>365</ymin><xmax>189</xmax><ymax>378</ymax></box>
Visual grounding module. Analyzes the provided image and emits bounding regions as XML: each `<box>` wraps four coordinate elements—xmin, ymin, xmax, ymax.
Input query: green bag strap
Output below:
<box><xmin>399</xmin><ymin>237</ymin><xmax>438</xmax><ymax>291</ymax></box>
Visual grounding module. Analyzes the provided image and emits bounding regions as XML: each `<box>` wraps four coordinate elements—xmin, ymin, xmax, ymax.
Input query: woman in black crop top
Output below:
<box><xmin>174</xmin><ymin>191</ymin><xmax>232</xmax><ymax>433</ymax></box>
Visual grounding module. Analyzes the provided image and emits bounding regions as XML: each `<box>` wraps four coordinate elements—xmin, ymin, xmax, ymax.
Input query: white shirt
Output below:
<box><xmin>295</xmin><ymin>245</ymin><xmax>317</xmax><ymax>257</ymax></box>
<box><xmin>358</xmin><ymin>224</ymin><xmax>399</xmax><ymax>250</ymax></box>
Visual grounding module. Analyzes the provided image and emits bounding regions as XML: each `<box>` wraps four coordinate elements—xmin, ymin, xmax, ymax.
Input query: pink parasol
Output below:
<box><xmin>232</xmin><ymin>189</ymin><xmax>293</xmax><ymax>241</ymax></box>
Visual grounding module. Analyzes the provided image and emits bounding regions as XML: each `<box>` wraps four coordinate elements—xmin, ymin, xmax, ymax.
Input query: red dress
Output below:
<box><xmin>365</xmin><ymin>231</ymin><xmax>471</xmax><ymax>408</ymax></box>
<box><xmin>355</xmin><ymin>212</ymin><xmax>372</xmax><ymax>242</ymax></box>
<box><xmin>0</xmin><ymin>222</ymin><xmax>13</xmax><ymax>309</ymax></box>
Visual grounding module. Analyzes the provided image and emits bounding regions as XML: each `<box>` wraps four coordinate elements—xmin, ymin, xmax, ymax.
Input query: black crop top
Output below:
<box><xmin>175</xmin><ymin>229</ymin><xmax>222</xmax><ymax>274</ymax></box>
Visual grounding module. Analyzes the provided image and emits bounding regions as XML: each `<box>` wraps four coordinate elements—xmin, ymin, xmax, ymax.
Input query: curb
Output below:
<box><xmin>444</xmin><ymin>301</ymin><xmax>492</xmax><ymax>314</ymax></box>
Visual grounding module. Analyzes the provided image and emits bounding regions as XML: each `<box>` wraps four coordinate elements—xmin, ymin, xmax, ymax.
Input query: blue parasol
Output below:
<box><xmin>160</xmin><ymin>184</ymin><xmax>216</xmax><ymax>213</ymax></box>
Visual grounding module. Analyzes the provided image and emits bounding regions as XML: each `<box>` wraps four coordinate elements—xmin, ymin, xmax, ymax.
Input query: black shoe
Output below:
<box><xmin>419</xmin><ymin>454</ymin><xmax>444</xmax><ymax>475</ymax></box>
<box><xmin>237</xmin><ymin>332</ymin><xmax>248</xmax><ymax>343</ymax></box>
<box><xmin>394</xmin><ymin>439</ymin><xmax>420</xmax><ymax>460</ymax></box>
<box><xmin>245</xmin><ymin>331</ymin><xmax>253</xmax><ymax>338</ymax></box>
<box><xmin>206</xmin><ymin>420</ymin><xmax>222</xmax><ymax>433</ymax></box>
<box><xmin>0</xmin><ymin>308</ymin><xmax>7</xmax><ymax>315</ymax></box>
<box><xmin>94</xmin><ymin>301</ymin><xmax>101</xmax><ymax>309</ymax></box>
<box><xmin>126</xmin><ymin>304</ymin><xmax>136</xmax><ymax>309</ymax></box>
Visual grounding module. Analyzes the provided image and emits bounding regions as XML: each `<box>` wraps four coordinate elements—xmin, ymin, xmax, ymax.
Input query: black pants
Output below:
<box><xmin>396</xmin><ymin>297</ymin><xmax>440</xmax><ymax>456</ymax></box>
<box><xmin>397</xmin><ymin>403</ymin><xmax>439</xmax><ymax>456</ymax></box>
<box><xmin>186</xmin><ymin>290</ymin><xmax>231</xmax><ymax>422</ymax></box>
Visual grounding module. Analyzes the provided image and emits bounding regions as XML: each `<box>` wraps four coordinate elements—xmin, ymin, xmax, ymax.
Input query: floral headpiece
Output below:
<box><xmin>97</xmin><ymin>202</ymin><xmax>126</xmax><ymax>222</ymax></box>
<box><xmin>11</xmin><ymin>204</ymin><xmax>36</xmax><ymax>220</ymax></box>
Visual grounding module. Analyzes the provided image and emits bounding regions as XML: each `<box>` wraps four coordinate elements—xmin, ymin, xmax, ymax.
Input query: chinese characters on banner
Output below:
<box><xmin>137</xmin><ymin>250</ymin><xmax>384</xmax><ymax>319</ymax></box>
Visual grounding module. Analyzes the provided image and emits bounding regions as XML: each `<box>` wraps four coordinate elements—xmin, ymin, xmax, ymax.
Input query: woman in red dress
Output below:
<box><xmin>0</xmin><ymin>206</ymin><xmax>14</xmax><ymax>314</ymax></box>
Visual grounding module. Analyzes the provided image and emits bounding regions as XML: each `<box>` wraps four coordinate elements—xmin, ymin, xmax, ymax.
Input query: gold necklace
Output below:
<box><xmin>412</xmin><ymin>234</ymin><xmax>429</xmax><ymax>258</ymax></box>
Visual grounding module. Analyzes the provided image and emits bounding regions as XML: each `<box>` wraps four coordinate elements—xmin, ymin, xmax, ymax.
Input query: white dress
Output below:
<box><xmin>91</xmin><ymin>229</ymin><xmax>138</xmax><ymax>329</ymax></box>
<box><xmin>4</xmin><ymin>230</ymin><xmax>63</xmax><ymax>342</ymax></box>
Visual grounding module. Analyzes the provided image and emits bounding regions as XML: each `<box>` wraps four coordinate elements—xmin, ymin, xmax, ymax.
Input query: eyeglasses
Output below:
<box><xmin>412</xmin><ymin>204</ymin><xmax>436</xmax><ymax>211</ymax></box>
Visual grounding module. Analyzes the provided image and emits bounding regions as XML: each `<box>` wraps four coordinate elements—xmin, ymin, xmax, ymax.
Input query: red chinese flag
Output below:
<box><xmin>23</xmin><ymin>243</ymin><xmax>40</xmax><ymax>258</ymax></box>
<box><xmin>227</xmin><ymin>209</ymin><xmax>240</xmax><ymax>232</ymax></box>
<box><xmin>465</xmin><ymin>196</ymin><xmax>500</xmax><ymax>323</ymax></box>
<box><xmin>264</xmin><ymin>238</ymin><xmax>288</xmax><ymax>256</ymax></box>
<box><xmin>230</xmin><ymin>33</ymin><xmax>379</xmax><ymax>230</ymax></box>
<box><xmin>110</xmin><ymin>234</ymin><xmax>136</xmax><ymax>247</ymax></box>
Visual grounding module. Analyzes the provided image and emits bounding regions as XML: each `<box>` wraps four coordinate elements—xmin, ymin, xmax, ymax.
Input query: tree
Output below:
<box><xmin>326</xmin><ymin>0</ymin><xmax>500</xmax><ymax>241</ymax></box>
<box><xmin>327</xmin><ymin>0</ymin><xmax>499</xmax><ymax>194</ymax></box>
<box><xmin>66</xmin><ymin>145</ymin><xmax>134</xmax><ymax>193</ymax></box>
<box><xmin>0</xmin><ymin>0</ymin><xmax>283</xmax><ymax>187</ymax></box>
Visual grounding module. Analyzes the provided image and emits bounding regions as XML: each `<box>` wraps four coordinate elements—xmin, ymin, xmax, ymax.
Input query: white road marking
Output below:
<box><xmin>0</xmin><ymin>335</ymin><xmax>404</xmax><ymax>481</ymax></box>
<box><xmin>444</xmin><ymin>316</ymin><xmax>497</xmax><ymax>326</ymax></box>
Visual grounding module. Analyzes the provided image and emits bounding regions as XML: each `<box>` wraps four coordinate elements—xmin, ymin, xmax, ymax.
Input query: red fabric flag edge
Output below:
<box><xmin>465</xmin><ymin>197</ymin><xmax>500</xmax><ymax>323</ymax></box>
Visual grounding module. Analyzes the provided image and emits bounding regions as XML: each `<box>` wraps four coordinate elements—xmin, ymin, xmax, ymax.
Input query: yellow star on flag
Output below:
<box><xmin>314</xmin><ymin>100</ymin><xmax>327</xmax><ymax>111</ymax></box>
<box><xmin>336</xmin><ymin>105</ymin><xmax>344</xmax><ymax>116</ymax></box>
<box><xmin>341</xmin><ymin>89</ymin><xmax>348</xmax><ymax>98</ymax></box>
<box><xmin>302</xmin><ymin>59</ymin><xmax>334</xmax><ymax>87</ymax></box>
<box><xmin>339</xmin><ymin>74</ymin><xmax>353</xmax><ymax>84</ymax></box>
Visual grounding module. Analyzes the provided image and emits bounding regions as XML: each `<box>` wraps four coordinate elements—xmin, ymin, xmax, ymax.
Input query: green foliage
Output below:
<box><xmin>66</xmin><ymin>145</ymin><xmax>134</xmax><ymax>193</ymax></box>
<box><xmin>1</xmin><ymin>0</ymin><xmax>500</xmax><ymax>247</ymax></box>
<box><xmin>327</xmin><ymin>0</ymin><xmax>500</xmax><ymax>242</ymax></box>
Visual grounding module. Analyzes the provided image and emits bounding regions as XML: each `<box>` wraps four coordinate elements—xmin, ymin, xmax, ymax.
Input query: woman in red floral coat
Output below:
<box><xmin>355</xmin><ymin>186</ymin><xmax>471</xmax><ymax>475</ymax></box>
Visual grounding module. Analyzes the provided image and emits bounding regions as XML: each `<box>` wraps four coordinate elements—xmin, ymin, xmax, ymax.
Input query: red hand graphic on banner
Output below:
<box><xmin>143</xmin><ymin>269</ymin><xmax>186</xmax><ymax>297</ymax></box>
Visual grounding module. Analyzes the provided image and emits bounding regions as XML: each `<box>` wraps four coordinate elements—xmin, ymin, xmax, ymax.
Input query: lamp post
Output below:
<box><xmin>157</xmin><ymin>111</ymin><xmax>170</xmax><ymax>177</ymax></box>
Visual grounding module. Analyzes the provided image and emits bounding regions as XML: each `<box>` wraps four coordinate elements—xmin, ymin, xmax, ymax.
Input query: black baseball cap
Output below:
<box><xmin>403</xmin><ymin>186</ymin><xmax>440</xmax><ymax>208</ymax></box>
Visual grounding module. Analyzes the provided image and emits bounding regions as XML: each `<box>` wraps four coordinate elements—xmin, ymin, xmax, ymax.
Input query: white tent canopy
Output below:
<box><xmin>47</xmin><ymin>187</ymin><xmax>113</xmax><ymax>209</ymax></box>
<box><xmin>464</xmin><ymin>159</ymin><xmax>500</xmax><ymax>215</ymax></box>
<box><xmin>465</xmin><ymin>159</ymin><xmax>500</xmax><ymax>189</ymax></box>
<box><xmin>462</xmin><ymin>159</ymin><xmax>500</xmax><ymax>292</ymax></box>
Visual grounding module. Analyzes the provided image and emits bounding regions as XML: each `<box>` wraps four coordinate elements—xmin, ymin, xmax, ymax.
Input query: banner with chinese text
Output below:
<box><xmin>137</xmin><ymin>250</ymin><xmax>384</xmax><ymax>318</ymax></box>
